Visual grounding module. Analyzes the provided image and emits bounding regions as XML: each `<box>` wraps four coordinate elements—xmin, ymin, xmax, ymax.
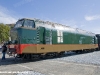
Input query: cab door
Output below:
<box><xmin>37</xmin><ymin>26</ymin><xmax>52</xmax><ymax>44</ymax></box>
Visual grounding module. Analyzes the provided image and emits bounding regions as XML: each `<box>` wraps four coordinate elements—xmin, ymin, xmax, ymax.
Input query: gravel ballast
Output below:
<box><xmin>51</xmin><ymin>51</ymin><xmax>100</xmax><ymax>65</ymax></box>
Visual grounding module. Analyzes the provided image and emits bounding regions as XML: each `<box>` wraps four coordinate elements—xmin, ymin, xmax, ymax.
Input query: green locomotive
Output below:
<box><xmin>7</xmin><ymin>18</ymin><xmax>98</xmax><ymax>58</ymax></box>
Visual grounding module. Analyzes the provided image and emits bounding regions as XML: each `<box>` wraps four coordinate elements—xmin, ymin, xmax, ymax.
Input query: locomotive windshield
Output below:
<box><xmin>24</xmin><ymin>19</ymin><xmax>35</xmax><ymax>28</ymax></box>
<box><xmin>14</xmin><ymin>19</ymin><xmax>35</xmax><ymax>28</ymax></box>
<box><xmin>14</xmin><ymin>20</ymin><xmax>24</xmax><ymax>28</ymax></box>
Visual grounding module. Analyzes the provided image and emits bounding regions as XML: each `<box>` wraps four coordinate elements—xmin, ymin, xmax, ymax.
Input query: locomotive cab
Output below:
<box><xmin>7</xmin><ymin>18</ymin><xmax>36</xmax><ymax>56</ymax></box>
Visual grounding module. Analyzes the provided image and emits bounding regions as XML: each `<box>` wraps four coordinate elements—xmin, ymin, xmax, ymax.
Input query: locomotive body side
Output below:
<box><xmin>20</xmin><ymin>27</ymin><xmax>98</xmax><ymax>54</ymax></box>
<box><xmin>7</xmin><ymin>18</ymin><xmax>98</xmax><ymax>58</ymax></box>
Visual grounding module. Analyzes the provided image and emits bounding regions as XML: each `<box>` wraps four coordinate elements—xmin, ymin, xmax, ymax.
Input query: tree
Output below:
<box><xmin>0</xmin><ymin>23</ymin><xmax>10</xmax><ymax>43</ymax></box>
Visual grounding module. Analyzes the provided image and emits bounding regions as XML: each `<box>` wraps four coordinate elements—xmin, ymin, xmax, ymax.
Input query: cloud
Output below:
<box><xmin>59</xmin><ymin>19</ymin><xmax>78</xmax><ymax>28</ymax></box>
<box><xmin>80</xmin><ymin>24</ymin><xmax>85</xmax><ymax>27</ymax></box>
<box><xmin>93</xmin><ymin>28</ymin><xmax>100</xmax><ymax>34</ymax></box>
<box><xmin>85</xmin><ymin>15</ymin><xmax>100</xmax><ymax>21</ymax></box>
<box><xmin>0</xmin><ymin>6</ymin><xmax>17</xmax><ymax>24</ymax></box>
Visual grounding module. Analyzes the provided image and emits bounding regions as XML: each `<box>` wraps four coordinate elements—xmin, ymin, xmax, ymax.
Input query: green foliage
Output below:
<box><xmin>0</xmin><ymin>23</ymin><xmax>10</xmax><ymax>43</ymax></box>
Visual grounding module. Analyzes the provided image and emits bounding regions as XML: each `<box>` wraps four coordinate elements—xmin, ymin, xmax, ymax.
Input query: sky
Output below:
<box><xmin>0</xmin><ymin>0</ymin><xmax>100</xmax><ymax>34</ymax></box>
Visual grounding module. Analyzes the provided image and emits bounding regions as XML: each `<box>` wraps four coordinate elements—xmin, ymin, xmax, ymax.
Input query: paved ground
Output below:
<box><xmin>0</xmin><ymin>51</ymin><xmax>100</xmax><ymax>75</ymax></box>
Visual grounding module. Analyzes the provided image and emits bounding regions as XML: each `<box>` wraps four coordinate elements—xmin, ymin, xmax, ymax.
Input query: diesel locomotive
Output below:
<box><xmin>7</xmin><ymin>18</ymin><xmax>98</xmax><ymax>59</ymax></box>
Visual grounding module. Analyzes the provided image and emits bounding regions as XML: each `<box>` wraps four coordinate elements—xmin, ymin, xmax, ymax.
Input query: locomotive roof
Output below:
<box><xmin>19</xmin><ymin>18</ymin><xmax>95</xmax><ymax>36</ymax></box>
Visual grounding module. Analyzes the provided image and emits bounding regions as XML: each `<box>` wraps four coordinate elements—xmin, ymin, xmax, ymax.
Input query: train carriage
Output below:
<box><xmin>96</xmin><ymin>34</ymin><xmax>100</xmax><ymax>50</ymax></box>
<box><xmin>7</xmin><ymin>18</ymin><xmax>98</xmax><ymax>59</ymax></box>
